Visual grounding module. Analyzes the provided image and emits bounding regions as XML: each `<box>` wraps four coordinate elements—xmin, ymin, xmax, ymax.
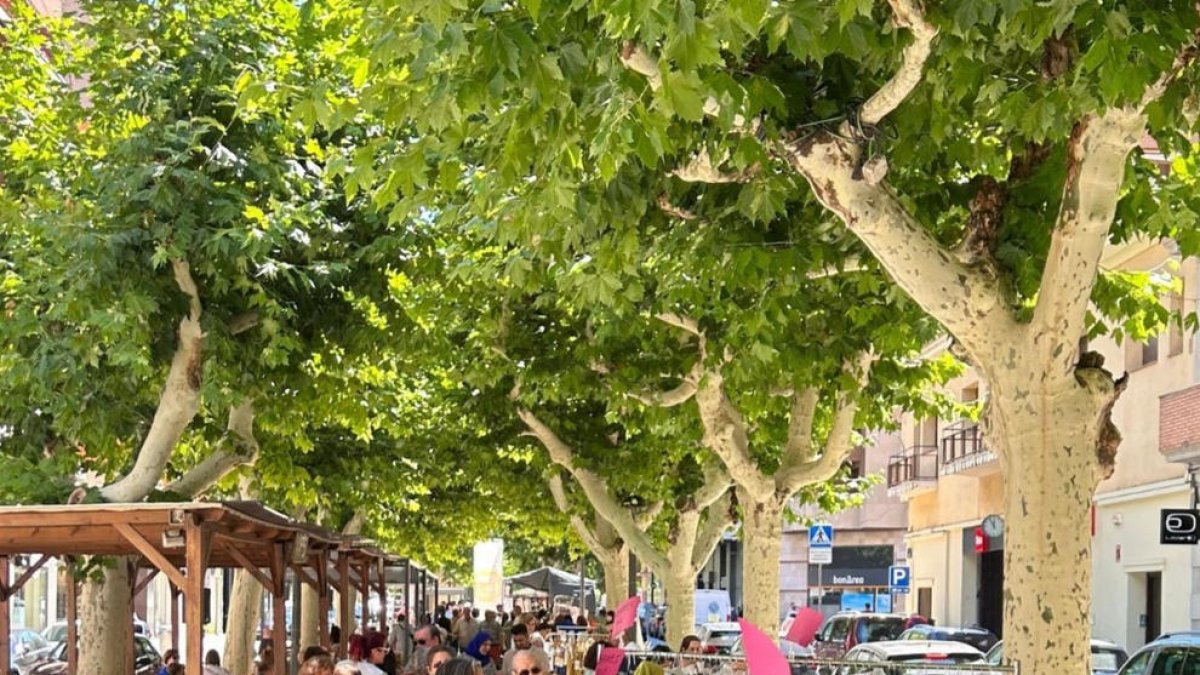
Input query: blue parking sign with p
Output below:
<box><xmin>889</xmin><ymin>565</ymin><xmax>911</xmax><ymax>593</ymax></box>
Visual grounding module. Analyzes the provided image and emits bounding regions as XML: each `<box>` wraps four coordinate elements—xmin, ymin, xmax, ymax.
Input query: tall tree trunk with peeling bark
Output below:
<box><xmin>737</xmin><ymin>490</ymin><xmax>785</xmax><ymax>635</ymax></box>
<box><xmin>224</xmin><ymin>567</ymin><xmax>265</xmax><ymax>674</ymax></box>
<box><xmin>596</xmin><ymin>544</ymin><xmax>631</xmax><ymax>608</ymax></box>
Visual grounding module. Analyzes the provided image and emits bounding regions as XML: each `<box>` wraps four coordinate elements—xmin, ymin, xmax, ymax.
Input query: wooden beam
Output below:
<box><xmin>170</xmin><ymin>585</ymin><xmax>181</xmax><ymax>654</ymax></box>
<box><xmin>377</xmin><ymin>558</ymin><xmax>387</xmax><ymax>632</ymax></box>
<box><xmin>337</xmin><ymin>553</ymin><xmax>350</xmax><ymax>660</ymax></box>
<box><xmin>290</xmin><ymin>563</ymin><xmax>319</xmax><ymax>590</ymax></box>
<box><xmin>134</xmin><ymin>568</ymin><xmax>160</xmax><ymax>596</ymax></box>
<box><xmin>225</xmin><ymin>545</ymin><xmax>274</xmax><ymax>593</ymax></box>
<box><xmin>359</xmin><ymin>561</ymin><xmax>370</xmax><ymax>632</ymax></box>
<box><xmin>185</xmin><ymin>520</ymin><xmax>207</xmax><ymax>675</ymax></box>
<box><xmin>271</xmin><ymin>543</ymin><xmax>287</xmax><ymax>675</ymax></box>
<box><xmin>0</xmin><ymin>556</ymin><xmax>10</xmax><ymax>675</ymax></box>
<box><xmin>315</xmin><ymin>551</ymin><xmax>330</xmax><ymax>649</ymax></box>
<box><xmin>66</xmin><ymin>560</ymin><xmax>78</xmax><ymax>675</ymax></box>
<box><xmin>112</xmin><ymin>523</ymin><xmax>187</xmax><ymax>590</ymax></box>
<box><xmin>3</xmin><ymin>554</ymin><xmax>50</xmax><ymax>598</ymax></box>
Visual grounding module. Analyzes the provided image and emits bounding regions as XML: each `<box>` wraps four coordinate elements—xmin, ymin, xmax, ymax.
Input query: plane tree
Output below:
<box><xmin>333</xmin><ymin>1</ymin><xmax>1200</xmax><ymax>670</ymax></box>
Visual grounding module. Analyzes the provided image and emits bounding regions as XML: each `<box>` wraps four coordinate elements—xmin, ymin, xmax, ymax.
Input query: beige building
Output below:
<box><xmin>782</xmin><ymin>434</ymin><xmax>910</xmax><ymax>618</ymax></box>
<box><xmin>887</xmin><ymin>241</ymin><xmax>1199</xmax><ymax>650</ymax></box>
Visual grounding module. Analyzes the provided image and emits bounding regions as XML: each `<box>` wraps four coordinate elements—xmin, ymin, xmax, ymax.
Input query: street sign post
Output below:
<box><xmin>809</xmin><ymin>524</ymin><xmax>833</xmax><ymax>612</ymax></box>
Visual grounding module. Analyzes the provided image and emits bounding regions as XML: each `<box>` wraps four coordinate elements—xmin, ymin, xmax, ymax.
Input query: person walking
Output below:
<box><xmin>463</xmin><ymin>633</ymin><xmax>497</xmax><ymax>675</ymax></box>
<box><xmin>203</xmin><ymin>650</ymin><xmax>231</xmax><ymax>675</ymax></box>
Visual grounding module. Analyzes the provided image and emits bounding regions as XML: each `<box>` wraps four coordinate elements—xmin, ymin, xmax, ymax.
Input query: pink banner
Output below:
<box><xmin>738</xmin><ymin>619</ymin><xmax>789</xmax><ymax>675</ymax></box>
<box><xmin>609</xmin><ymin>596</ymin><xmax>640</xmax><ymax>637</ymax></box>
<box><xmin>783</xmin><ymin>608</ymin><xmax>825</xmax><ymax>647</ymax></box>
<box><xmin>595</xmin><ymin>646</ymin><xmax>625</xmax><ymax>675</ymax></box>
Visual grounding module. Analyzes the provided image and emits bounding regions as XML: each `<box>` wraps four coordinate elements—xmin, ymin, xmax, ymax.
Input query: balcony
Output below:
<box><xmin>886</xmin><ymin>445</ymin><xmax>939</xmax><ymax>498</ymax></box>
<box><xmin>939</xmin><ymin>422</ymin><xmax>997</xmax><ymax>477</ymax></box>
<box><xmin>1161</xmin><ymin>383</ymin><xmax>1200</xmax><ymax>466</ymax></box>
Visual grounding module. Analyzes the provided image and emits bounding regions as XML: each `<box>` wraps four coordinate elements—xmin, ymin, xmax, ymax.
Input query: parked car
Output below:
<box><xmin>986</xmin><ymin>638</ymin><xmax>1128</xmax><ymax>674</ymax></box>
<box><xmin>40</xmin><ymin>619</ymin><xmax>149</xmax><ymax>647</ymax></box>
<box><xmin>730</xmin><ymin>636</ymin><xmax>814</xmax><ymax>675</ymax></box>
<box><xmin>9</xmin><ymin>629</ymin><xmax>52</xmax><ymax>675</ymax></box>
<box><xmin>811</xmin><ymin>613</ymin><xmax>908</xmax><ymax>660</ymax></box>
<box><xmin>26</xmin><ymin>635</ymin><xmax>161</xmax><ymax>675</ymax></box>
<box><xmin>699</xmin><ymin>622</ymin><xmax>742</xmax><ymax>654</ymax></box>
<box><xmin>835</xmin><ymin>640</ymin><xmax>986</xmax><ymax>675</ymax></box>
<box><xmin>897</xmin><ymin>624</ymin><xmax>999</xmax><ymax>652</ymax></box>
<box><xmin>1116</xmin><ymin>632</ymin><xmax>1200</xmax><ymax>675</ymax></box>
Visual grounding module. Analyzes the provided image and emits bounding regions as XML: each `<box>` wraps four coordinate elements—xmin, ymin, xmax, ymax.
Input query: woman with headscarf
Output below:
<box><xmin>463</xmin><ymin>632</ymin><xmax>497</xmax><ymax>675</ymax></box>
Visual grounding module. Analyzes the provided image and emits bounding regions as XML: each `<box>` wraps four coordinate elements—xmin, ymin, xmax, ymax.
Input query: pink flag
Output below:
<box><xmin>609</xmin><ymin>596</ymin><xmax>640</xmax><ymax>637</ymax></box>
<box><xmin>595</xmin><ymin>645</ymin><xmax>625</xmax><ymax>675</ymax></box>
<box><xmin>783</xmin><ymin>608</ymin><xmax>825</xmax><ymax>647</ymax></box>
<box><xmin>738</xmin><ymin>619</ymin><xmax>790</xmax><ymax>675</ymax></box>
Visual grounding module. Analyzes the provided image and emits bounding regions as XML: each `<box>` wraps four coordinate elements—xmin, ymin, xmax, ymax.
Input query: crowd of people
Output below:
<box><xmin>292</xmin><ymin>603</ymin><xmax>611</xmax><ymax>675</ymax></box>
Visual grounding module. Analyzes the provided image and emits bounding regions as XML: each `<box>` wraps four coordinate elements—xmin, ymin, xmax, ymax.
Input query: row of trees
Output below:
<box><xmin>4</xmin><ymin>1</ymin><xmax>1200</xmax><ymax>674</ymax></box>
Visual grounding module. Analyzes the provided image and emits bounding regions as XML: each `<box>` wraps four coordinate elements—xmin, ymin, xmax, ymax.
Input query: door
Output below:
<box><xmin>978</xmin><ymin>550</ymin><xmax>1004</xmax><ymax>638</ymax></box>
<box><xmin>917</xmin><ymin>588</ymin><xmax>932</xmax><ymax>619</ymax></box>
<box><xmin>1145</xmin><ymin>572</ymin><xmax>1162</xmax><ymax>644</ymax></box>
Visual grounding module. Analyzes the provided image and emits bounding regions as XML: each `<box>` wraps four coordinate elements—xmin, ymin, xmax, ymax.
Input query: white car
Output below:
<box><xmin>836</xmin><ymin>640</ymin><xmax>985</xmax><ymax>674</ymax></box>
<box><xmin>698</xmin><ymin>622</ymin><xmax>742</xmax><ymax>654</ymax></box>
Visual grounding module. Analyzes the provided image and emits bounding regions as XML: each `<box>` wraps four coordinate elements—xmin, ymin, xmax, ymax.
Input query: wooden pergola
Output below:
<box><xmin>0</xmin><ymin>502</ymin><xmax>411</xmax><ymax>675</ymax></box>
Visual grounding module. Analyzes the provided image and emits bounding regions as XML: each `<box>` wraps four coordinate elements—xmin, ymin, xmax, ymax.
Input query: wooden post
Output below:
<box><xmin>1</xmin><ymin>555</ymin><xmax>11</xmax><ymax>675</ymax></box>
<box><xmin>128</xmin><ymin>560</ymin><xmax>137</xmax><ymax>675</ymax></box>
<box><xmin>270</xmin><ymin>543</ymin><xmax>287</xmax><ymax>675</ymax></box>
<box><xmin>66</xmin><ymin>560</ymin><xmax>78</xmax><ymax>675</ymax></box>
<box><xmin>418</xmin><ymin>570</ymin><xmax>426</xmax><ymax>622</ymax></box>
<box><xmin>404</xmin><ymin>562</ymin><xmax>412</xmax><ymax>619</ymax></box>
<box><xmin>316</xmin><ymin>551</ymin><xmax>331</xmax><ymax>650</ymax></box>
<box><xmin>377</xmin><ymin>558</ymin><xmax>387</xmax><ymax>633</ymax></box>
<box><xmin>433</xmin><ymin>576</ymin><xmax>439</xmax><ymax>614</ymax></box>
<box><xmin>170</xmin><ymin>585</ymin><xmax>181</xmax><ymax>653</ymax></box>
<box><xmin>337</xmin><ymin>553</ymin><xmax>351</xmax><ymax>660</ymax></box>
<box><xmin>185</xmin><ymin>520</ymin><xmax>207</xmax><ymax>675</ymax></box>
<box><xmin>359</xmin><ymin>560</ymin><xmax>370</xmax><ymax>633</ymax></box>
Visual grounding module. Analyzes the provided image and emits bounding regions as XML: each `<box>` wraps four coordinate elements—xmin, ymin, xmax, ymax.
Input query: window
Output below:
<box><xmin>1170</xmin><ymin>290</ymin><xmax>1186</xmax><ymax>357</ymax></box>
<box><xmin>1143</xmin><ymin>336</ymin><xmax>1160</xmax><ymax>365</ymax></box>
<box><xmin>828</xmin><ymin>617</ymin><xmax>851</xmax><ymax>642</ymax></box>
<box><xmin>1151</xmin><ymin>648</ymin><xmax>1191</xmax><ymax>675</ymax></box>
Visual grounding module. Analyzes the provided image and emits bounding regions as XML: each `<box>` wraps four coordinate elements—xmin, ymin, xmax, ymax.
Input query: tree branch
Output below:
<box><xmin>694</xmin><ymin>461</ymin><xmax>733</xmax><ymax>510</ymax></box>
<box><xmin>775</xmin><ymin>354</ymin><xmax>874</xmax><ymax>496</ymax></box>
<box><xmin>628</xmin><ymin>379</ymin><xmax>699</xmax><ymax>408</ymax></box>
<box><xmin>547</xmin><ymin>471</ymin><xmax>609</xmax><ymax>555</ymax></box>
<box><xmin>166</xmin><ymin>399</ymin><xmax>259</xmax><ymax>498</ymax></box>
<box><xmin>101</xmin><ymin>259</ymin><xmax>205</xmax><ymax>503</ymax></box>
<box><xmin>657</xmin><ymin>194</ymin><xmax>698</xmax><ymax>221</ymax></box>
<box><xmin>1031</xmin><ymin>110</ymin><xmax>1145</xmax><ymax>377</ymax></box>
<box><xmin>519</xmin><ymin>408</ymin><xmax>671</xmax><ymax>572</ymax></box>
<box><xmin>858</xmin><ymin>0</ymin><xmax>939</xmax><ymax>126</ymax></box>
<box><xmin>694</xmin><ymin>372</ymin><xmax>772</xmax><ymax>496</ymax></box>
<box><xmin>692</xmin><ymin>491</ymin><xmax>733</xmax><ymax>571</ymax></box>
<box><xmin>781</xmin><ymin>388</ymin><xmax>820</xmax><ymax>466</ymax></box>
<box><xmin>633</xmin><ymin>501</ymin><xmax>665</xmax><ymax>530</ymax></box>
<box><xmin>1138</xmin><ymin>25</ymin><xmax>1200</xmax><ymax>112</ymax></box>
<box><xmin>671</xmin><ymin>149</ymin><xmax>757</xmax><ymax>184</ymax></box>
<box><xmin>786</xmin><ymin>138</ymin><xmax>1015</xmax><ymax>361</ymax></box>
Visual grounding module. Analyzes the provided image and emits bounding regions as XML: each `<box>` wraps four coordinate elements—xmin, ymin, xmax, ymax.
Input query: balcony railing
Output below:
<box><xmin>886</xmin><ymin>445</ymin><xmax>939</xmax><ymax>497</ymax></box>
<box><xmin>939</xmin><ymin>421</ymin><xmax>997</xmax><ymax>476</ymax></box>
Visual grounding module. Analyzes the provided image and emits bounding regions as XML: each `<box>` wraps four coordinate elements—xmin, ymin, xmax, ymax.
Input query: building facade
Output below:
<box><xmin>782</xmin><ymin>437</ymin><xmax>910</xmax><ymax>619</ymax></box>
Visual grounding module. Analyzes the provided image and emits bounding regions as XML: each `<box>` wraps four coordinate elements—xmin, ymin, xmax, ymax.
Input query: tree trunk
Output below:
<box><xmin>662</xmin><ymin>568</ymin><xmax>696</xmax><ymax>648</ymax></box>
<box><xmin>739</xmin><ymin>492</ymin><xmax>784</xmax><ymax>638</ymax></box>
<box><xmin>987</xmin><ymin>373</ymin><xmax>1110</xmax><ymax>675</ymax></box>
<box><xmin>298</xmin><ymin>582</ymin><xmax>321</xmax><ymax>655</ymax></box>
<box><xmin>224</xmin><ymin>568</ymin><xmax>264</xmax><ymax>675</ymax></box>
<box><xmin>597</xmin><ymin>546</ymin><xmax>630</xmax><ymax>608</ymax></box>
<box><xmin>78</xmin><ymin>560</ymin><xmax>133</xmax><ymax>675</ymax></box>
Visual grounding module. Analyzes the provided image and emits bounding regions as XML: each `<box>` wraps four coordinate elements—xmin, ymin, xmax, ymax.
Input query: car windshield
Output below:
<box><xmin>1091</xmin><ymin>650</ymin><xmax>1123</xmax><ymax>671</ymax></box>
<box><xmin>709</xmin><ymin>631</ymin><xmax>740</xmax><ymax>639</ymax></box>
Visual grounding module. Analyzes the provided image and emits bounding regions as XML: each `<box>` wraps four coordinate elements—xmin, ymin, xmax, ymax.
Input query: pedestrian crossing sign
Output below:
<box><xmin>809</xmin><ymin>524</ymin><xmax>833</xmax><ymax>548</ymax></box>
